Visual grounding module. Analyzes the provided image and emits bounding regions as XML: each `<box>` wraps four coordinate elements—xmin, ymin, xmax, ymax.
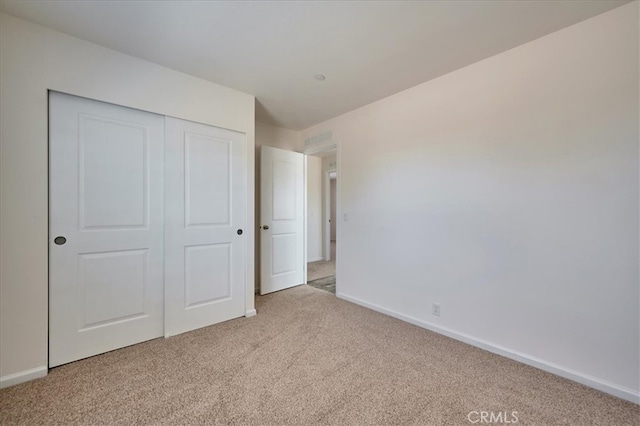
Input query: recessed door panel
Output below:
<box><xmin>185</xmin><ymin>134</ymin><xmax>230</xmax><ymax>227</ymax></box>
<box><xmin>272</xmin><ymin>233</ymin><xmax>297</xmax><ymax>275</ymax></box>
<box><xmin>185</xmin><ymin>244</ymin><xmax>231</xmax><ymax>307</ymax></box>
<box><xmin>79</xmin><ymin>250</ymin><xmax>147</xmax><ymax>328</ymax></box>
<box><xmin>80</xmin><ymin>115</ymin><xmax>148</xmax><ymax>229</ymax></box>
<box><xmin>272</xmin><ymin>160</ymin><xmax>296</xmax><ymax>221</ymax></box>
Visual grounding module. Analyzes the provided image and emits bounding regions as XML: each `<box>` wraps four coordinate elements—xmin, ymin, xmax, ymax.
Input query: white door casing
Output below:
<box><xmin>49</xmin><ymin>92</ymin><xmax>164</xmax><ymax>367</ymax></box>
<box><xmin>164</xmin><ymin>117</ymin><xmax>247</xmax><ymax>337</ymax></box>
<box><xmin>260</xmin><ymin>146</ymin><xmax>305</xmax><ymax>295</ymax></box>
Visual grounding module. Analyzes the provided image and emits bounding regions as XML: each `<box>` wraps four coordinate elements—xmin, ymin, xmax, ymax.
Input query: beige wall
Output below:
<box><xmin>322</xmin><ymin>155</ymin><xmax>337</xmax><ymax>258</ymax></box>
<box><xmin>0</xmin><ymin>13</ymin><xmax>255</xmax><ymax>384</ymax></box>
<box><xmin>255</xmin><ymin>122</ymin><xmax>303</xmax><ymax>153</ymax></box>
<box><xmin>301</xmin><ymin>2</ymin><xmax>639</xmax><ymax>402</ymax></box>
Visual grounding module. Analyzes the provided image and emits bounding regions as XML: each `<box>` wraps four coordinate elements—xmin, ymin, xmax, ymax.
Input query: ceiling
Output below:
<box><xmin>0</xmin><ymin>0</ymin><xmax>629</xmax><ymax>130</ymax></box>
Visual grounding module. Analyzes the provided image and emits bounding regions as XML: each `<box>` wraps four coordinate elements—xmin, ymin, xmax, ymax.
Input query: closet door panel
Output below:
<box><xmin>164</xmin><ymin>117</ymin><xmax>246</xmax><ymax>337</ymax></box>
<box><xmin>49</xmin><ymin>92</ymin><xmax>164</xmax><ymax>367</ymax></box>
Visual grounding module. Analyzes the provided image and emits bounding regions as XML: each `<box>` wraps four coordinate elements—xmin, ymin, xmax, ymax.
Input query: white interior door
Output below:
<box><xmin>164</xmin><ymin>117</ymin><xmax>246</xmax><ymax>337</ymax></box>
<box><xmin>260</xmin><ymin>146</ymin><xmax>305</xmax><ymax>295</ymax></box>
<box><xmin>49</xmin><ymin>92</ymin><xmax>164</xmax><ymax>367</ymax></box>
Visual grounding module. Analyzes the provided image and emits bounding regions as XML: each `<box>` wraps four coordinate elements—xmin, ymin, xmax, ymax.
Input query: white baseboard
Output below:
<box><xmin>245</xmin><ymin>309</ymin><xmax>257</xmax><ymax>318</ymax></box>
<box><xmin>307</xmin><ymin>257</ymin><xmax>324</xmax><ymax>263</ymax></box>
<box><xmin>336</xmin><ymin>292</ymin><xmax>640</xmax><ymax>405</ymax></box>
<box><xmin>0</xmin><ymin>366</ymin><xmax>47</xmax><ymax>389</ymax></box>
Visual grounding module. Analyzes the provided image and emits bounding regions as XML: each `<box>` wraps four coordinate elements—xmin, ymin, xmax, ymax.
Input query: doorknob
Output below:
<box><xmin>261</xmin><ymin>225</ymin><xmax>269</xmax><ymax>230</ymax></box>
<box><xmin>54</xmin><ymin>236</ymin><xmax>66</xmax><ymax>245</ymax></box>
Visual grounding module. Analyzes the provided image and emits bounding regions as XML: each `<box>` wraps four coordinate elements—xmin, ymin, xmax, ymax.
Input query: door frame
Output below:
<box><xmin>303</xmin><ymin>140</ymin><xmax>340</xmax><ymax>294</ymax></box>
<box><xmin>303</xmin><ymin>156</ymin><xmax>308</xmax><ymax>285</ymax></box>
<box><xmin>323</xmin><ymin>168</ymin><xmax>336</xmax><ymax>261</ymax></box>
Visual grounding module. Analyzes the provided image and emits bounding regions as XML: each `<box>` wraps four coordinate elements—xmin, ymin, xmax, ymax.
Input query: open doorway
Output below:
<box><xmin>306</xmin><ymin>150</ymin><xmax>337</xmax><ymax>294</ymax></box>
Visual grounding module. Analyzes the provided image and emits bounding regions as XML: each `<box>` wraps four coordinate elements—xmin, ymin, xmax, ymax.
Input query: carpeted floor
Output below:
<box><xmin>1</xmin><ymin>285</ymin><xmax>638</xmax><ymax>425</ymax></box>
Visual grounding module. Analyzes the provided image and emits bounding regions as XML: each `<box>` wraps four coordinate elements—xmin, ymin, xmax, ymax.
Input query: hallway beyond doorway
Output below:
<box><xmin>307</xmin><ymin>241</ymin><xmax>335</xmax><ymax>282</ymax></box>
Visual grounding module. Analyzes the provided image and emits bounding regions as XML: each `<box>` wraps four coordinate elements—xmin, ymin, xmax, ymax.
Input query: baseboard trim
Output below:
<box><xmin>245</xmin><ymin>309</ymin><xmax>257</xmax><ymax>318</ymax></box>
<box><xmin>336</xmin><ymin>292</ymin><xmax>640</xmax><ymax>404</ymax></box>
<box><xmin>0</xmin><ymin>366</ymin><xmax>48</xmax><ymax>389</ymax></box>
<box><xmin>307</xmin><ymin>257</ymin><xmax>324</xmax><ymax>263</ymax></box>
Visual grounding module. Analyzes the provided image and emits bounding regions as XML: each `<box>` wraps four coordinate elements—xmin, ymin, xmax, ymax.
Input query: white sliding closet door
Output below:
<box><xmin>164</xmin><ymin>117</ymin><xmax>247</xmax><ymax>336</ymax></box>
<box><xmin>49</xmin><ymin>92</ymin><xmax>165</xmax><ymax>367</ymax></box>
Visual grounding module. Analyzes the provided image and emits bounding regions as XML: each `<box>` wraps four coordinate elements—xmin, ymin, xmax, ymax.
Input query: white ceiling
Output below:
<box><xmin>0</xmin><ymin>0</ymin><xmax>629</xmax><ymax>130</ymax></box>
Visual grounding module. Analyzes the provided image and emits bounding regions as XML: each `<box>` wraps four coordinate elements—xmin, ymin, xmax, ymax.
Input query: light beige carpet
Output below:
<box><xmin>1</xmin><ymin>285</ymin><xmax>638</xmax><ymax>425</ymax></box>
<box><xmin>307</xmin><ymin>241</ymin><xmax>336</xmax><ymax>282</ymax></box>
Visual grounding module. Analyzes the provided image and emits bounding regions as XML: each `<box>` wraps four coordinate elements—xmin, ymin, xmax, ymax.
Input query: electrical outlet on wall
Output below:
<box><xmin>432</xmin><ymin>303</ymin><xmax>440</xmax><ymax>316</ymax></box>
